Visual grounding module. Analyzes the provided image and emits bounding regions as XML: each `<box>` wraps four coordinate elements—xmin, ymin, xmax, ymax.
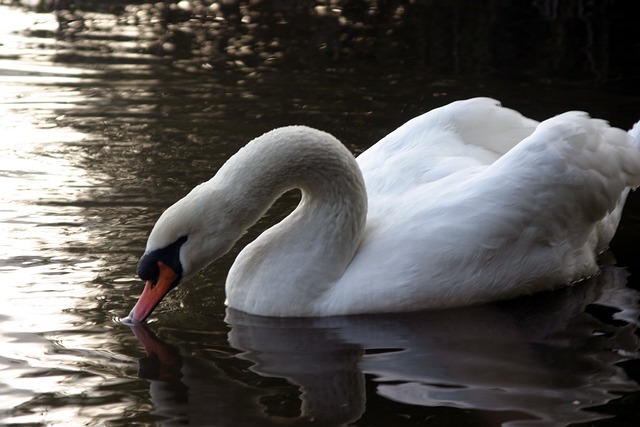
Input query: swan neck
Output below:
<box><xmin>218</xmin><ymin>126</ymin><xmax>367</xmax><ymax>234</ymax></box>
<box><xmin>221</xmin><ymin>126</ymin><xmax>368</xmax><ymax>316</ymax></box>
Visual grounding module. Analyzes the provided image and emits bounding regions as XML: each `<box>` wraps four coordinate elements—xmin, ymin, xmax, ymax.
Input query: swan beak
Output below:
<box><xmin>127</xmin><ymin>262</ymin><xmax>178</xmax><ymax>324</ymax></box>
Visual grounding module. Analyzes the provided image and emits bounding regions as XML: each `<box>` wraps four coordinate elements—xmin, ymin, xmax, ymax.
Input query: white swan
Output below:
<box><xmin>126</xmin><ymin>98</ymin><xmax>640</xmax><ymax>322</ymax></box>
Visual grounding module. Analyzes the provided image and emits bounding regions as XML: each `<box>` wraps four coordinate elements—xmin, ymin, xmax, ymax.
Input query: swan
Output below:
<box><xmin>126</xmin><ymin>97</ymin><xmax>640</xmax><ymax>322</ymax></box>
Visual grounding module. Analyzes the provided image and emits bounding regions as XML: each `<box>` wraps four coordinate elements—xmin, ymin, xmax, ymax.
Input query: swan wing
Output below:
<box><xmin>357</xmin><ymin>98</ymin><xmax>538</xmax><ymax>197</ymax></box>
<box><xmin>323</xmin><ymin>111</ymin><xmax>640</xmax><ymax>315</ymax></box>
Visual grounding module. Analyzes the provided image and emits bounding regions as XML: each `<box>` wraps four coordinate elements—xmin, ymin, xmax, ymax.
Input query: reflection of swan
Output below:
<box><xmin>131</xmin><ymin>323</ymin><xmax>365</xmax><ymax>426</ymax></box>
<box><xmin>229</xmin><ymin>265</ymin><xmax>640</xmax><ymax>427</ymax></box>
<box><xmin>131</xmin><ymin>266</ymin><xmax>640</xmax><ymax>427</ymax></box>
<box><xmin>127</xmin><ymin>98</ymin><xmax>640</xmax><ymax>321</ymax></box>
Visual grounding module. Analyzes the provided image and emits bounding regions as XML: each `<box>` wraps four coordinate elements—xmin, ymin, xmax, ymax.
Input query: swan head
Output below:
<box><xmin>126</xmin><ymin>183</ymin><xmax>242</xmax><ymax>324</ymax></box>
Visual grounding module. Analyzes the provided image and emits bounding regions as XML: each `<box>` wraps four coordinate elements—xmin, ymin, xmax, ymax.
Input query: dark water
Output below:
<box><xmin>1</xmin><ymin>3</ymin><xmax>640</xmax><ymax>426</ymax></box>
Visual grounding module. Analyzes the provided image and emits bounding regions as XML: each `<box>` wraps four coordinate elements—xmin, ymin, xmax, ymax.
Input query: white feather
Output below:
<box><xmin>143</xmin><ymin>98</ymin><xmax>640</xmax><ymax>317</ymax></box>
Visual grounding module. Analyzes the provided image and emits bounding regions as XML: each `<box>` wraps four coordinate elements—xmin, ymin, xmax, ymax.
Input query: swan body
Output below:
<box><xmin>128</xmin><ymin>98</ymin><xmax>640</xmax><ymax>321</ymax></box>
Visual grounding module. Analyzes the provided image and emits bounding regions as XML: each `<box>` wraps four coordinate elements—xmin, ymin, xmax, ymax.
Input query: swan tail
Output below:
<box><xmin>629</xmin><ymin>119</ymin><xmax>640</xmax><ymax>151</ymax></box>
<box><xmin>487</xmin><ymin>112</ymin><xmax>640</xmax><ymax>253</ymax></box>
<box><xmin>556</xmin><ymin>113</ymin><xmax>640</xmax><ymax>209</ymax></box>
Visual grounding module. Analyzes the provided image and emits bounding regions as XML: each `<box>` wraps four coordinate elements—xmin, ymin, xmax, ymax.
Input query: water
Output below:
<box><xmin>1</xmin><ymin>3</ymin><xmax>640</xmax><ymax>426</ymax></box>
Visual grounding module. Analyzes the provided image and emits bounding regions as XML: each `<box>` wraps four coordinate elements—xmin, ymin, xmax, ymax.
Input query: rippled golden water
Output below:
<box><xmin>1</xmin><ymin>4</ymin><xmax>640</xmax><ymax>426</ymax></box>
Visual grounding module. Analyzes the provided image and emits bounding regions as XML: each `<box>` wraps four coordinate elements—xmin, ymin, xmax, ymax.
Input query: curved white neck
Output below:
<box><xmin>210</xmin><ymin>126</ymin><xmax>368</xmax><ymax>316</ymax></box>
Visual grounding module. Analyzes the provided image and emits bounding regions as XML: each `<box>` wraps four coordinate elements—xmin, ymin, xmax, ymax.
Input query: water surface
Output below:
<box><xmin>1</xmin><ymin>3</ymin><xmax>640</xmax><ymax>426</ymax></box>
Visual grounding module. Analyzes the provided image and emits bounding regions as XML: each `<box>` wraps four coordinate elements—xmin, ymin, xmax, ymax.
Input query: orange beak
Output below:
<box><xmin>127</xmin><ymin>261</ymin><xmax>178</xmax><ymax>324</ymax></box>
